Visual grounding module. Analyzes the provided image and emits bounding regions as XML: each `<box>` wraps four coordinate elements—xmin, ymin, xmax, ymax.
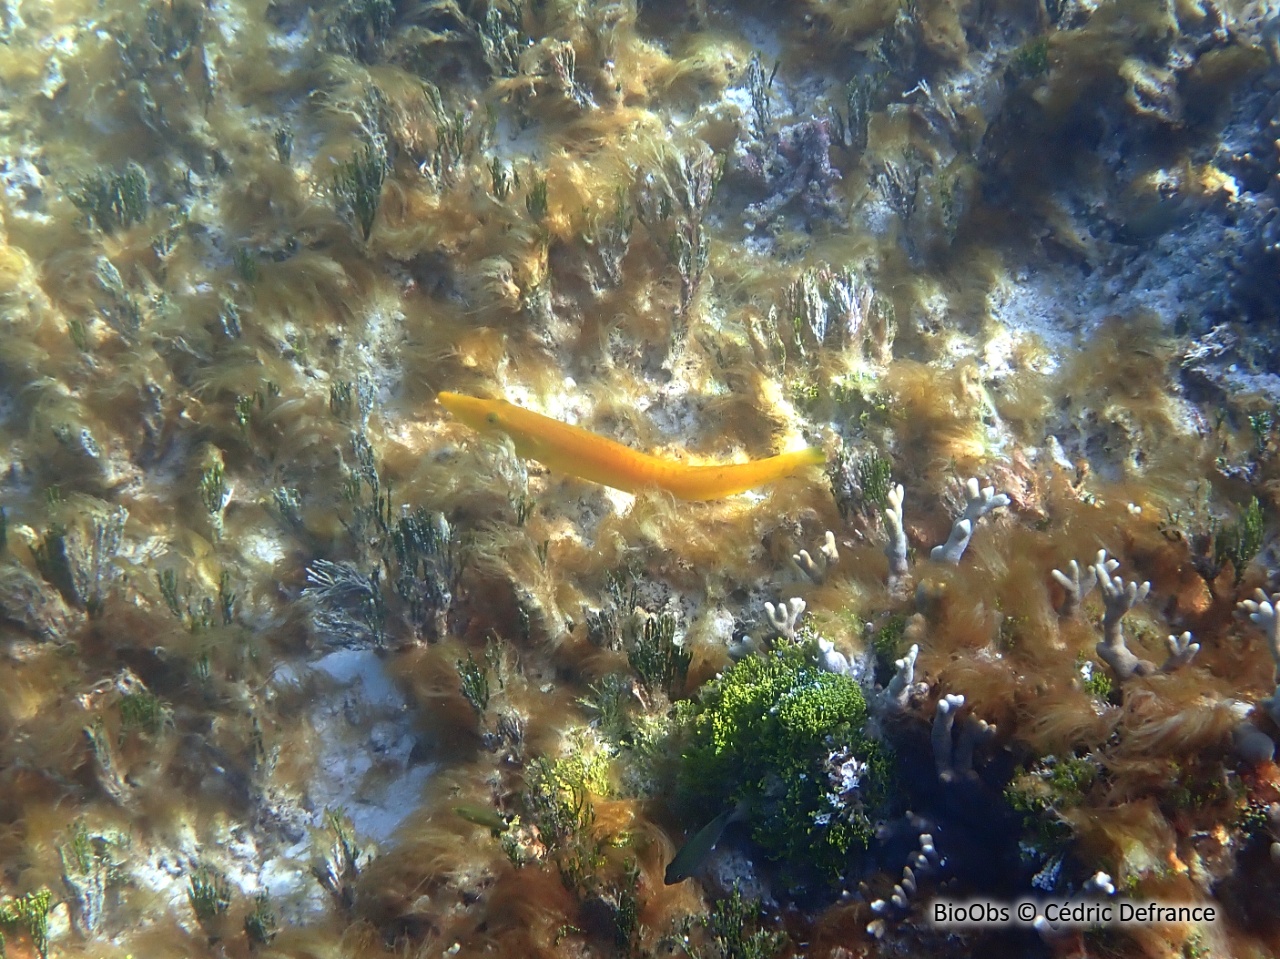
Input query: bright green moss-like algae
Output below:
<box><xmin>679</xmin><ymin>638</ymin><xmax>893</xmax><ymax>886</ymax></box>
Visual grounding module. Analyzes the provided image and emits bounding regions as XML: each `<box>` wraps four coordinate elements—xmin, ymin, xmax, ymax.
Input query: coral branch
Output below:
<box><xmin>884</xmin><ymin>483</ymin><xmax>908</xmax><ymax>593</ymax></box>
<box><xmin>1162</xmin><ymin>631</ymin><xmax>1200</xmax><ymax>672</ymax></box>
<box><xmin>931</xmin><ymin>694</ymin><xmax>965</xmax><ymax>780</ymax></box>
<box><xmin>1239</xmin><ymin>589</ymin><xmax>1280</xmax><ymax>678</ymax></box>
<box><xmin>960</xmin><ymin>477</ymin><xmax>1011</xmax><ymax>525</ymax></box>
<box><xmin>930</xmin><ymin>519</ymin><xmax>972</xmax><ymax>565</ymax></box>
<box><xmin>794</xmin><ymin>530</ymin><xmax>839</xmax><ymax>584</ymax></box>
<box><xmin>931</xmin><ymin>692</ymin><xmax>995</xmax><ymax>783</ymax></box>
<box><xmin>931</xmin><ymin>478</ymin><xmax>1009</xmax><ymax>564</ymax></box>
<box><xmin>1094</xmin><ymin>563</ymin><xmax>1152</xmax><ymax>681</ymax></box>
<box><xmin>1051</xmin><ymin>549</ymin><xmax>1116</xmax><ymax>617</ymax></box>
<box><xmin>879</xmin><ymin>643</ymin><xmax>919</xmax><ymax>714</ymax></box>
<box><xmin>817</xmin><ymin>638</ymin><xmax>852</xmax><ymax>675</ymax></box>
<box><xmin>764</xmin><ymin>597</ymin><xmax>806</xmax><ymax>641</ymax></box>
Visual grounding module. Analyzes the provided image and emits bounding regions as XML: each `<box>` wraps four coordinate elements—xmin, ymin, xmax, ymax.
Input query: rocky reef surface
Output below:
<box><xmin>2</xmin><ymin>0</ymin><xmax>1280</xmax><ymax>956</ymax></box>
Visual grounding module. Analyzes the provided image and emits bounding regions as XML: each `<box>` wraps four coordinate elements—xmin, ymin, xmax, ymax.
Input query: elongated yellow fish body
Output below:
<box><xmin>438</xmin><ymin>391</ymin><xmax>824</xmax><ymax>501</ymax></box>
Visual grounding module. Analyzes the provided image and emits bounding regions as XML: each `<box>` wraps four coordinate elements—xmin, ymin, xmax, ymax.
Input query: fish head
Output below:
<box><xmin>437</xmin><ymin>391</ymin><xmax>515</xmax><ymax>438</ymax></box>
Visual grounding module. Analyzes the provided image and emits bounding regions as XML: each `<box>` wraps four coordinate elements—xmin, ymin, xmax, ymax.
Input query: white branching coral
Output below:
<box><xmin>884</xmin><ymin>483</ymin><xmax>909</xmax><ymax>594</ymax></box>
<box><xmin>794</xmin><ymin>530</ymin><xmax>839</xmax><ymax>584</ymax></box>
<box><xmin>764</xmin><ymin>596</ymin><xmax>806</xmax><ymax>640</ymax></box>
<box><xmin>1094</xmin><ymin>561</ymin><xmax>1153</xmax><ymax>681</ymax></box>
<box><xmin>1237</xmin><ymin>590</ymin><xmax>1280</xmax><ymax>758</ymax></box>
<box><xmin>930</xmin><ymin>478</ymin><xmax>1010</xmax><ymax>564</ymax></box>
<box><xmin>1164</xmin><ymin>631</ymin><xmax>1200</xmax><ymax>671</ymax></box>
<box><xmin>877</xmin><ymin>643</ymin><xmax>919</xmax><ymax>714</ymax></box>
<box><xmin>930</xmin><ymin>519</ymin><xmax>973</xmax><ymax>566</ymax></box>
<box><xmin>931</xmin><ymin>693</ymin><xmax>995</xmax><ymax>782</ymax></box>
<box><xmin>866</xmin><ymin>825</ymin><xmax>941</xmax><ymax>939</ymax></box>
<box><xmin>1071</xmin><ymin>554</ymin><xmax>1200</xmax><ymax>682</ymax></box>
<box><xmin>931</xmin><ymin>694</ymin><xmax>965</xmax><ymax>773</ymax></box>
<box><xmin>1051</xmin><ymin>549</ymin><xmax>1118</xmax><ymax>617</ymax></box>
<box><xmin>817</xmin><ymin>637</ymin><xmax>852</xmax><ymax>675</ymax></box>
<box><xmin>1240</xmin><ymin>589</ymin><xmax>1280</xmax><ymax>678</ymax></box>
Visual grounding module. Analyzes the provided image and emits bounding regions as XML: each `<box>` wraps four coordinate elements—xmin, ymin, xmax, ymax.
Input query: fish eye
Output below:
<box><xmin>486</xmin><ymin>412</ymin><xmax>499</xmax><ymax>425</ymax></box>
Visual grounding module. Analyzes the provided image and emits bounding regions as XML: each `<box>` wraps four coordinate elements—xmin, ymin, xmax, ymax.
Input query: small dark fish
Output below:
<box><xmin>454</xmin><ymin>804</ymin><xmax>509</xmax><ymax>836</ymax></box>
<box><xmin>664</xmin><ymin>802</ymin><xmax>748</xmax><ymax>885</ymax></box>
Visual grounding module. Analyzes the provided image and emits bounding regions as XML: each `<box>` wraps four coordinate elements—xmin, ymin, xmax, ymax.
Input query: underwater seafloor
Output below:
<box><xmin>3</xmin><ymin>0</ymin><xmax>1280</xmax><ymax>956</ymax></box>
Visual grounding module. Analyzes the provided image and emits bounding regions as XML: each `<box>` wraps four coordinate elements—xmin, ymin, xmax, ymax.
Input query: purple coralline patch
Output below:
<box><xmin>739</xmin><ymin>118</ymin><xmax>844</xmax><ymax>227</ymax></box>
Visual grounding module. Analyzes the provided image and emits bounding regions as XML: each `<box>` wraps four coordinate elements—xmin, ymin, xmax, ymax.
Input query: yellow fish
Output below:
<box><xmin>438</xmin><ymin>392</ymin><xmax>824</xmax><ymax>501</ymax></box>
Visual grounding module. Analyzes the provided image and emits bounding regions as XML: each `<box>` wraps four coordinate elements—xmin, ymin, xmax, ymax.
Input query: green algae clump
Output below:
<box><xmin>679</xmin><ymin>640</ymin><xmax>891</xmax><ymax>886</ymax></box>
